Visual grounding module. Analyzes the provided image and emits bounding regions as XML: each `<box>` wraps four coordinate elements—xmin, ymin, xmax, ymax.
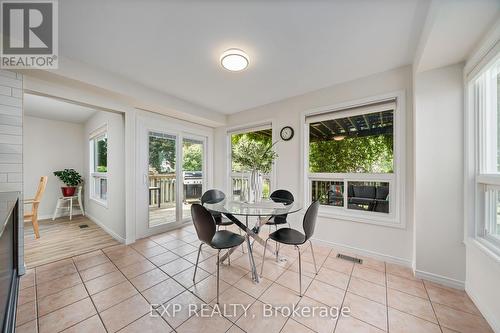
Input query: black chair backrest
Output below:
<box><xmin>201</xmin><ymin>189</ymin><xmax>225</xmax><ymax>205</ymax></box>
<box><xmin>270</xmin><ymin>189</ymin><xmax>294</xmax><ymax>204</ymax></box>
<box><xmin>303</xmin><ymin>200</ymin><xmax>320</xmax><ymax>241</ymax></box>
<box><xmin>191</xmin><ymin>204</ymin><xmax>216</xmax><ymax>245</ymax></box>
<box><xmin>270</xmin><ymin>190</ymin><xmax>294</xmax><ymax>224</ymax></box>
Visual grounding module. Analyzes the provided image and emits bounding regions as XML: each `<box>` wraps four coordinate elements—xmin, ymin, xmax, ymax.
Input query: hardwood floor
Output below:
<box><xmin>24</xmin><ymin>215</ymin><xmax>120</xmax><ymax>268</ymax></box>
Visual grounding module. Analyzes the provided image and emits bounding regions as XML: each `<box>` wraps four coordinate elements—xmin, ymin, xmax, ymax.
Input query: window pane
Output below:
<box><xmin>493</xmin><ymin>190</ymin><xmax>500</xmax><ymax>237</ymax></box>
<box><xmin>311</xmin><ymin>180</ymin><xmax>344</xmax><ymax>207</ymax></box>
<box><xmin>148</xmin><ymin>131</ymin><xmax>176</xmax><ymax>226</ymax></box>
<box><xmin>231</xmin><ymin>128</ymin><xmax>273</xmax><ymax>172</ymax></box>
<box><xmin>231</xmin><ymin>176</ymin><xmax>248</xmax><ymax>201</ymax></box>
<box><xmin>497</xmin><ymin>71</ymin><xmax>500</xmax><ymax>172</ymax></box>
<box><xmin>262</xmin><ymin>177</ymin><xmax>271</xmax><ymax>199</ymax></box>
<box><xmin>182</xmin><ymin>138</ymin><xmax>204</xmax><ymax>219</ymax></box>
<box><xmin>230</xmin><ymin>127</ymin><xmax>273</xmax><ymax>201</ymax></box>
<box><xmin>309</xmin><ymin>110</ymin><xmax>393</xmax><ymax>173</ymax></box>
<box><xmin>100</xmin><ymin>178</ymin><xmax>107</xmax><ymax>200</ymax></box>
<box><xmin>347</xmin><ymin>181</ymin><xmax>389</xmax><ymax>213</ymax></box>
<box><xmin>94</xmin><ymin>135</ymin><xmax>107</xmax><ymax>173</ymax></box>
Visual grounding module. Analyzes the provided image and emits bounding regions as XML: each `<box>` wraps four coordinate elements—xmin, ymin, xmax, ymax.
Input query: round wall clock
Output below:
<box><xmin>280</xmin><ymin>126</ymin><xmax>294</xmax><ymax>141</ymax></box>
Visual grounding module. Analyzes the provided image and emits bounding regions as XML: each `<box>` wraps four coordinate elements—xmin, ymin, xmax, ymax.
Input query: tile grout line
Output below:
<box><xmin>99</xmin><ymin>247</ymin><xmax>177</xmax><ymax>332</ymax></box>
<box><xmin>71</xmin><ymin>254</ymin><xmax>110</xmax><ymax>333</ymax></box>
<box><xmin>385</xmin><ymin>262</ymin><xmax>389</xmax><ymax>333</ymax></box>
<box><xmin>422</xmin><ymin>281</ymin><xmax>444</xmax><ymax>333</ymax></box>
<box><xmin>277</xmin><ymin>246</ymin><xmax>333</xmax><ymax>333</ymax></box>
<box><xmin>331</xmin><ymin>252</ymin><xmax>355</xmax><ymax>333</ymax></box>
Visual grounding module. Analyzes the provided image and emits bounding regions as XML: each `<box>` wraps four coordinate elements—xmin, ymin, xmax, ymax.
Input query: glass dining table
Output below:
<box><xmin>204</xmin><ymin>199</ymin><xmax>302</xmax><ymax>283</ymax></box>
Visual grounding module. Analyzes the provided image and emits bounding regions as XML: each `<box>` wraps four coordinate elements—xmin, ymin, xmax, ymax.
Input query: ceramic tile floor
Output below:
<box><xmin>16</xmin><ymin>224</ymin><xmax>494</xmax><ymax>333</ymax></box>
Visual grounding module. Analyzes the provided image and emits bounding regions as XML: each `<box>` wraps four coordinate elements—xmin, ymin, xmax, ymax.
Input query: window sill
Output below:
<box><xmin>90</xmin><ymin>197</ymin><xmax>108</xmax><ymax>208</ymax></box>
<box><xmin>316</xmin><ymin>205</ymin><xmax>404</xmax><ymax>229</ymax></box>
<box><xmin>467</xmin><ymin>237</ymin><xmax>500</xmax><ymax>264</ymax></box>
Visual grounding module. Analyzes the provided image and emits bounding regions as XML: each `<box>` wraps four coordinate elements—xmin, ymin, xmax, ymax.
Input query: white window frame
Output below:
<box><xmin>226</xmin><ymin>122</ymin><xmax>275</xmax><ymax>201</ymax></box>
<box><xmin>466</xmin><ymin>47</ymin><xmax>500</xmax><ymax>254</ymax></box>
<box><xmin>89</xmin><ymin>125</ymin><xmax>108</xmax><ymax>207</ymax></box>
<box><xmin>301</xmin><ymin>91</ymin><xmax>406</xmax><ymax>228</ymax></box>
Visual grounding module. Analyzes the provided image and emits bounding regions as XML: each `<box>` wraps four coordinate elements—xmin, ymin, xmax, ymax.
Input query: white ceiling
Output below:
<box><xmin>24</xmin><ymin>94</ymin><xmax>96</xmax><ymax>123</ymax></box>
<box><xmin>59</xmin><ymin>0</ymin><xmax>430</xmax><ymax>114</ymax></box>
<box><xmin>415</xmin><ymin>0</ymin><xmax>500</xmax><ymax>72</ymax></box>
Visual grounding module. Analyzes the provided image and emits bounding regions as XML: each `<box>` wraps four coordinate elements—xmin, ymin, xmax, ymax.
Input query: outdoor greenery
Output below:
<box><xmin>53</xmin><ymin>169</ymin><xmax>83</xmax><ymax>187</ymax></box>
<box><xmin>96</xmin><ymin>137</ymin><xmax>108</xmax><ymax>173</ymax></box>
<box><xmin>231</xmin><ymin>131</ymin><xmax>275</xmax><ymax>172</ymax></box>
<box><xmin>149</xmin><ymin>135</ymin><xmax>176</xmax><ymax>174</ymax></box>
<box><xmin>183</xmin><ymin>141</ymin><xmax>203</xmax><ymax>172</ymax></box>
<box><xmin>149</xmin><ymin>136</ymin><xmax>203</xmax><ymax>174</ymax></box>
<box><xmin>309</xmin><ymin>134</ymin><xmax>393</xmax><ymax>173</ymax></box>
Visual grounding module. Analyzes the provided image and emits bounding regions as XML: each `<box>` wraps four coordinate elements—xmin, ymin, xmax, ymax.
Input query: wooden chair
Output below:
<box><xmin>24</xmin><ymin>176</ymin><xmax>48</xmax><ymax>239</ymax></box>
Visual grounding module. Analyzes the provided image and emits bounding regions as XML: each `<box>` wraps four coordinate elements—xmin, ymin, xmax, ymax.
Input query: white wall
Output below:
<box><xmin>466</xmin><ymin>241</ymin><xmax>500</xmax><ymax>332</ymax></box>
<box><xmin>23</xmin><ymin>116</ymin><xmax>84</xmax><ymax>219</ymax></box>
<box><xmin>214</xmin><ymin>66</ymin><xmax>414</xmax><ymax>264</ymax></box>
<box><xmin>84</xmin><ymin>111</ymin><xmax>126</xmax><ymax>242</ymax></box>
<box><xmin>414</xmin><ymin>63</ymin><xmax>466</xmax><ymax>287</ymax></box>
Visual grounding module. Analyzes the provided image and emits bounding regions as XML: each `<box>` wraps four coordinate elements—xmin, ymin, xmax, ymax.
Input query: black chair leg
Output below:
<box><xmin>216</xmin><ymin>249</ymin><xmax>220</xmax><ymax>304</ymax></box>
<box><xmin>296</xmin><ymin>245</ymin><xmax>302</xmax><ymax>297</ymax></box>
<box><xmin>260</xmin><ymin>238</ymin><xmax>269</xmax><ymax>276</ymax></box>
<box><xmin>228</xmin><ymin>249</ymin><xmax>231</xmax><ymax>266</ymax></box>
<box><xmin>275</xmin><ymin>225</ymin><xmax>279</xmax><ymax>262</ymax></box>
<box><xmin>193</xmin><ymin>243</ymin><xmax>203</xmax><ymax>282</ymax></box>
<box><xmin>309</xmin><ymin>240</ymin><xmax>318</xmax><ymax>274</ymax></box>
<box><xmin>238</xmin><ymin>228</ymin><xmax>245</xmax><ymax>253</ymax></box>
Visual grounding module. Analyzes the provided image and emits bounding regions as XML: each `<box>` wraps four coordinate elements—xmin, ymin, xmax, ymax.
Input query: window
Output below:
<box><xmin>90</xmin><ymin>128</ymin><xmax>108</xmax><ymax>204</ymax></box>
<box><xmin>305</xmin><ymin>98</ymin><xmax>403</xmax><ymax>225</ymax></box>
<box><xmin>472</xmin><ymin>55</ymin><xmax>500</xmax><ymax>248</ymax></box>
<box><xmin>229</xmin><ymin>125</ymin><xmax>273</xmax><ymax>201</ymax></box>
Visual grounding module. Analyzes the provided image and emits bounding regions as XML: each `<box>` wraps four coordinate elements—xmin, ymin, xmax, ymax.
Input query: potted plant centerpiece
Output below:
<box><xmin>53</xmin><ymin>169</ymin><xmax>83</xmax><ymax>197</ymax></box>
<box><xmin>232</xmin><ymin>136</ymin><xmax>278</xmax><ymax>202</ymax></box>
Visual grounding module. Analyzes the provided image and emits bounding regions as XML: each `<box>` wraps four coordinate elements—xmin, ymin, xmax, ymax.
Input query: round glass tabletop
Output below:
<box><xmin>204</xmin><ymin>199</ymin><xmax>302</xmax><ymax>217</ymax></box>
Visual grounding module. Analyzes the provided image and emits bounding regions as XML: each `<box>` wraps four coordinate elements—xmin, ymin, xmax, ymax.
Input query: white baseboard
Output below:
<box><xmin>466</xmin><ymin>285</ymin><xmax>500</xmax><ymax>333</ymax></box>
<box><xmin>415</xmin><ymin>269</ymin><xmax>465</xmax><ymax>290</ymax></box>
<box><xmin>85</xmin><ymin>213</ymin><xmax>125</xmax><ymax>243</ymax></box>
<box><xmin>311</xmin><ymin>237</ymin><xmax>412</xmax><ymax>267</ymax></box>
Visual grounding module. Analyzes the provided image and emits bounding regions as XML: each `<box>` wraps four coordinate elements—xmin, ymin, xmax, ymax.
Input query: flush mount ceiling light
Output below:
<box><xmin>333</xmin><ymin>135</ymin><xmax>346</xmax><ymax>141</ymax></box>
<box><xmin>220</xmin><ymin>49</ymin><xmax>249</xmax><ymax>71</ymax></box>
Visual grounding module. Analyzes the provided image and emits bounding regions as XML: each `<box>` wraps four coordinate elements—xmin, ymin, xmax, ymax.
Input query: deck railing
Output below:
<box><xmin>231</xmin><ymin>172</ymin><xmax>271</xmax><ymax>201</ymax></box>
<box><xmin>149</xmin><ymin>174</ymin><xmax>176</xmax><ymax>206</ymax></box>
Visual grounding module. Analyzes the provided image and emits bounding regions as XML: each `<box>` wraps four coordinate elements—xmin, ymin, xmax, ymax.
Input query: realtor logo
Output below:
<box><xmin>0</xmin><ymin>0</ymin><xmax>58</xmax><ymax>68</ymax></box>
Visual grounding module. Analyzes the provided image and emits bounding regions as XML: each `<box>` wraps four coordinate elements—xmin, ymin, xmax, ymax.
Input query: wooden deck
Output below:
<box><xmin>149</xmin><ymin>202</ymin><xmax>192</xmax><ymax>227</ymax></box>
<box><xmin>24</xmin><ymin>215</ymin><xmax>119</xmax><ymax>268</ymax></box>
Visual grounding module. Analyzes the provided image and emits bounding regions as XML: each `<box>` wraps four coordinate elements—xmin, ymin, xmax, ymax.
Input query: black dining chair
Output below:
<box><xmin>260</xmin><ymin>200</ymin><xmax>320</xmax><ymax>296</ymax></box>
<box><xmin>263</xmin><ymin>189</ymin><xmax>294</xmax><ymax>259</ymax></box>
<box><xmin>265</xmin><ymin>189</ymin><xmax>294</xmax><ymax>230</ymax></box>
<box><xmin>201</xmin><ymin>189</ymin><xmax>234</xmax><ymax>230</ymax></box>
<box><xmin>191</xmin><ymin>204</ymin><xmax>245</xmax><ymax>304</ymax></box>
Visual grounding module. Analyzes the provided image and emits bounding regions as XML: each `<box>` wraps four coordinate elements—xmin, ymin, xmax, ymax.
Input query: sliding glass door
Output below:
<box><xmin>136</xmin><ymin>114</ymin><xmax>208</xmax><ymax>238</ymax></box>
<box><xmin>148</xmin><ymin>131</ymin><xmax>177</xmax><ymax>227</ymax></box>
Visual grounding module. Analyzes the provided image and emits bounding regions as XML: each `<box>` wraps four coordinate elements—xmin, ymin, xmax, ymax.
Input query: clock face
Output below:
<box><xmin>280</xmin><ymin>126</ymin><xmax>294</xmax><ymax>141</ymax></box>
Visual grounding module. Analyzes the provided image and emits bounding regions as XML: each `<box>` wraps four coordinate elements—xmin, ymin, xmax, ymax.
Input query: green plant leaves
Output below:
<box><xmin>53</xmin><ymin>169</ymin><xmax>83</xmax><ymax>187</ymax></box>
